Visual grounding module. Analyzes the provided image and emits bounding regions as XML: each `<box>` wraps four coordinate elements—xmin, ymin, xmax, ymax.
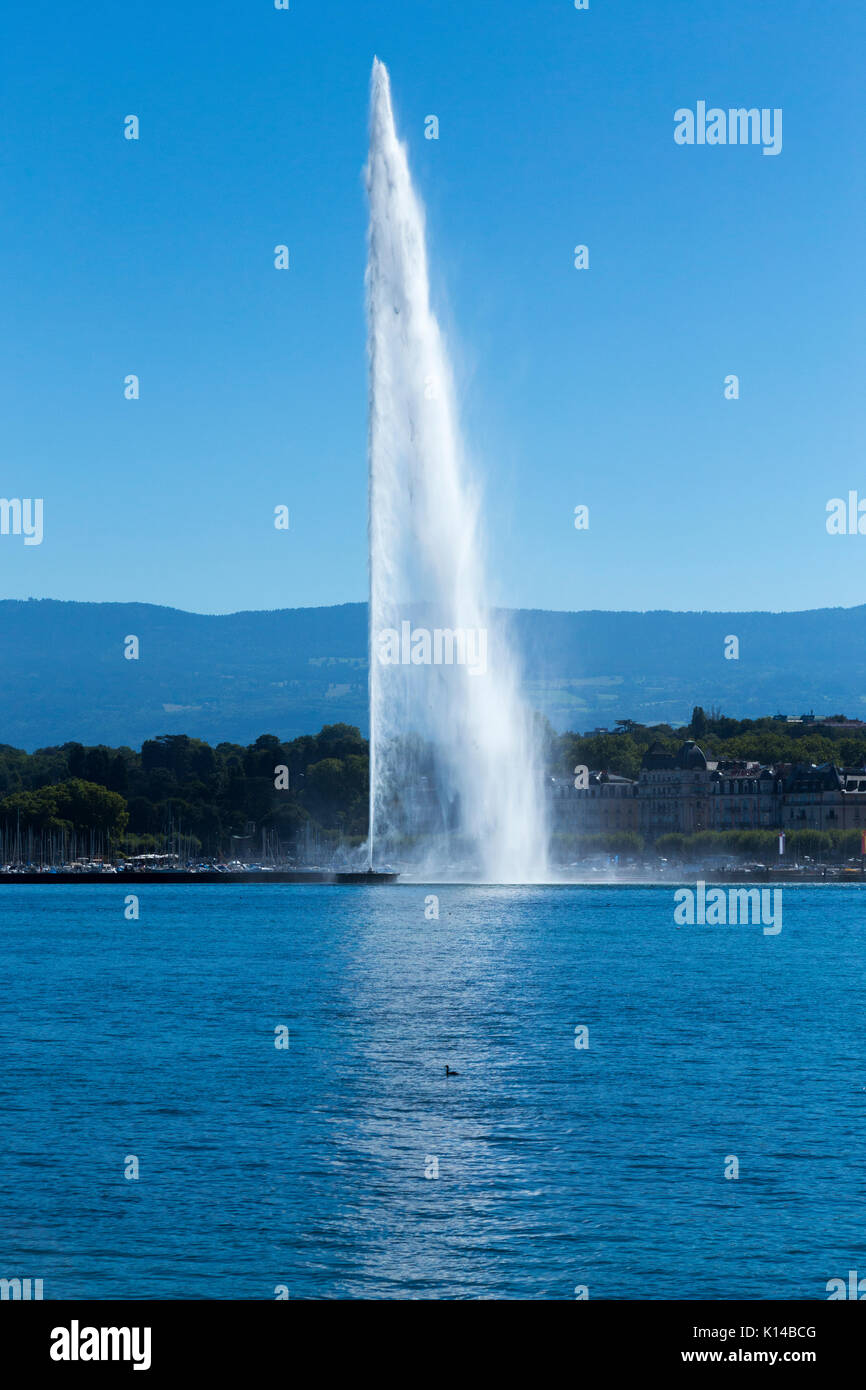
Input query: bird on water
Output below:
<box><xmin>444</xmin><ymin>1066</ymin><xmax>459</xmax><ymax>1077</ymax></box>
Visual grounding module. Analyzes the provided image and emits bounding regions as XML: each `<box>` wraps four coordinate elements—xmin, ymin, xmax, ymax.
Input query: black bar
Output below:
<box><xmin>1</xmin><ymin>1299</ymin><xmax>860</xmax><ymax>1377</ymax></box>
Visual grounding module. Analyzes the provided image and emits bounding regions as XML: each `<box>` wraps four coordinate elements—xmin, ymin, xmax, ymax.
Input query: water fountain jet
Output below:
<box><xmin>365</xmin><ymin>58</ymin><xmax>548</xmax><ymax>883</ymax></box>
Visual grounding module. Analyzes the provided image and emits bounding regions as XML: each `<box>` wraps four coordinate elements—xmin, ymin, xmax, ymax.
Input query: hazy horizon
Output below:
<box><xmin>4</xmin><ymin>594</ymin><xmax>866</xmax><ymax>620</ymax></box>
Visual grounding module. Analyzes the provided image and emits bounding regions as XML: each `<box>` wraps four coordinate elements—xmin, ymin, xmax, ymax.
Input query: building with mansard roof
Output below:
<box><xmin>637</xmin><ymin>740</ymin><xmax>714</xmax><ymax>835</ymax></box>
<box><xmin>547</xmin><ymin>739</ymin><xmax>866</xmax><ymax>845</ymax></box>
<box><xmin>781</xmin><ymin>763</ymin><xmax>866</xmax><ymax>832</ymax></box>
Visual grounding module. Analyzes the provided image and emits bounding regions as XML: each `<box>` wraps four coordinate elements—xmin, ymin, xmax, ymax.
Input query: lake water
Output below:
<box><xmin>1</xmin><ymin>883</ymin><xmax>863</xmax><ymax>1300</ymax></box>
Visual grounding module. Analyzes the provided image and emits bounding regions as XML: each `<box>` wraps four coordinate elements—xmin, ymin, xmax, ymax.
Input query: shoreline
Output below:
<box><xmin>0</xmin><ymin>869</ymin><xmax>398</xmax><ymax>885</ymax></box>
<box><xmin>0</xmin><ymin>869</ymin><xmax>863</xmax><ymax>886</ymax></box>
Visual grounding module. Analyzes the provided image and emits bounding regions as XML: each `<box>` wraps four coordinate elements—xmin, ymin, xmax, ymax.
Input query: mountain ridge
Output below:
<box><xmin>2</xmin><ymin>598</ymin><xmax>863</xmax><ymax>751</ymax></box>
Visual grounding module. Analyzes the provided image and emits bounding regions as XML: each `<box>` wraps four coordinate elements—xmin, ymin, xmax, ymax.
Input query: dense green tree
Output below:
<box><xmin>0</xmin><ymin>779</ymin><xmax>128</xmax><ymax>837</ymax></box>
<box><xmin>690</xmin><ymin>706</ymin><xmax>708</xmax><ymax>738</ymax></box>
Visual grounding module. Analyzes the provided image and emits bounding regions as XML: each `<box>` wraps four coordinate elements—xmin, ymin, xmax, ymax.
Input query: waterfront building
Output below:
<box><xmin>637</xmin><ymin>740</ymin><xmax>714</xmax><ymax>836</ymax></box>
<box><xmin>547</xmin><ymin>771</ymin><xmax>639</xmax><ymax>834</ymax></box>
<box><xmin>707</xmin><ymin>762</ymin><xmax>782</xmax><ymax>831</ymax></box>
<box><xmin>781</xmin><ymin>763</ymin><xmax>866</xmax><ymax>831</ymax></box>
<box><xmin>548</xmin><ymin>738</ymin><xmax>866</xmax><ymax>845</ymax></box>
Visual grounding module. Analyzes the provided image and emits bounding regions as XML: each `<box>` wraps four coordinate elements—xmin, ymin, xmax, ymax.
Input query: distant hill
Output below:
<box><xmin>1</xmin><ymin>598</ymin><xmax>864</xmax><ymax>751</ymax></box>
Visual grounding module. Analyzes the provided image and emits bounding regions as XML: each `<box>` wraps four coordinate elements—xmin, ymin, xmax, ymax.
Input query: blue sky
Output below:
<box><xmin>0</xmin><ymin>0</ymin><xmax>863</xmax><ymax>615</ymax></box>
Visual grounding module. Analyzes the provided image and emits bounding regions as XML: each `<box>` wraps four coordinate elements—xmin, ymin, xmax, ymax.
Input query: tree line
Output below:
<box><xmin>0</xmin><ymin>724</ymin><xmax>368</xmax><ymax>859</ymax></box>
<box><xmin>2</xmin><ymin>709</ymin><xmax>865</xmax><ymax>860</ymax></box>
<box><xmin>549</xmin><ymin>707</ymin><xmax>866</xmax><ymax>782</ymax></box>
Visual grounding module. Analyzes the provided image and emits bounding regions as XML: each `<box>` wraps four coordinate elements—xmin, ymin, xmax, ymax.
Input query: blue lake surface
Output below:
<box><xmin>0</xmin><ymin>883</ymin><xmax>864</xmax><ymax>1300</ymax></box>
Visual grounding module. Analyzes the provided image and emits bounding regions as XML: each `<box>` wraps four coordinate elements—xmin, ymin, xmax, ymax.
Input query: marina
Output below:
<box><xmin>0</xmin><ymin>868</ymin><xmax>398</xmax><ymax>884</ymax></box>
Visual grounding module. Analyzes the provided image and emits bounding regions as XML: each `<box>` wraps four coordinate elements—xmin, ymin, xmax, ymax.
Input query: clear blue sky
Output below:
<box><xmin>1</xmin><ymin>0</ymin><xmax>863</xmax><ymax>615</ymax></box>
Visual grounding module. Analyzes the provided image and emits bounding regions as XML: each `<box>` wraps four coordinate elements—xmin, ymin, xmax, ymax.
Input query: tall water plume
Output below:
<box><xmin>365</xmin><ymin>58</ymin><xmax>547</xmax><ymax>882</ymax></box>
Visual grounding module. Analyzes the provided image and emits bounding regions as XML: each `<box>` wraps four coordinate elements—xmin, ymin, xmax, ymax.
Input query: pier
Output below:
<box><xmin>0</xmin><ymin>869</ymin><xmax>398</xmax><ymax>885</ymax></box>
